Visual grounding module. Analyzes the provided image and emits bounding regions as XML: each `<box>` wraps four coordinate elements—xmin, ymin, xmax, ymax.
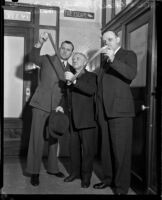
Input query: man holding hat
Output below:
<box><xmin>25</xmin><ymin>32</ymin><xmax>74</xmax><ymax>186</ymax></box>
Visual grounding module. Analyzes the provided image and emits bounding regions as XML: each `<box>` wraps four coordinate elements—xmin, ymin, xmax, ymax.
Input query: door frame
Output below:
<box><xmin>125</xmin><ymin>10</ymin><xmax>152</xmax><ymax>194</ymax></box>
<box><xmin>4</xmin><ymin>26</ymin><xmax>34</xmax><ymax>123</ymax></box>
<box><xmin>101</xmin><ymin>0</ymin><xmax>158</xmax><ymax>194</ymax></box>
<box><xmin>3</xmin><ymin>2</ymin><xmax>60</xmax><ymax>156</ymax></box>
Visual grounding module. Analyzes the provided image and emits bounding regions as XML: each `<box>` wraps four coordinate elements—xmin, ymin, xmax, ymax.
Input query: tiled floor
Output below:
<box><xmin>2</xmin><ymin>156</ymin><xmax>136</xmax><ymax>195</ymax></box>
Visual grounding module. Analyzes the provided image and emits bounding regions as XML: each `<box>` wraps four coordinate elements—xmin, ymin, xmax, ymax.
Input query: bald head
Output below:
<box><xmin>72</xmin><ymin>52</ymin><xmax>87</xmax><ymax>71</ymax></box>
<box><xmin>102</xmin><ymin>31</ymin><xmax>120</xmax><ymax>51</ymax></box>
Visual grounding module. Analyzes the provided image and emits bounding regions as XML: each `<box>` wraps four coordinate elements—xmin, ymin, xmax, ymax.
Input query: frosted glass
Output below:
<box><xmin>39</xmin><ymin>29</ymin><xmax>56</xmax><ymax>56</ymax></box>
<box><xmin>4</xmin><ymin>36</ymin><xmax>24</xmax><ymax>118</ymax></box>
<box><xmin>115</xmin><ymin>0</ymin><xmax>122</xmax><ymax>15</ymax></box>
<box><xmin>105</xmin><ymin>0</ymin><xmax>112</xmax><ymax>23</ymax></box>
<box><xmin>130</xmin><ymin>24</ymin><xmax>148</xmax><ymax>87</ymax></box>
<box><xmin>4</xmin><ymin>10</ymin><xmax>31</xmax><ymax>21</ymax></box>
<box><xmin>39</xmin><ymin>9</ymin><xmax>57</xmax><ymax>26</ymax></box>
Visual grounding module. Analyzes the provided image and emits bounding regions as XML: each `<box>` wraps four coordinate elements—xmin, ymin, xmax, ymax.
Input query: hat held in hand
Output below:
<box><xmin>48</xmin><ymin>110</ymin><xmax>69</xmax><ymax>138</ymax></box>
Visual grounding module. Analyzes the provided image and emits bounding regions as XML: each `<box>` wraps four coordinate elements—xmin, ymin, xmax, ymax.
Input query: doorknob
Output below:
<box><xmin>141</xmin><ymin>104</ymin><xmax>150</xmax><ymax>111</ymax></box>
<box><xmin>25</xmin><ymin>87</ymin><xmax>31</xmax><ymax>102</ymax></box>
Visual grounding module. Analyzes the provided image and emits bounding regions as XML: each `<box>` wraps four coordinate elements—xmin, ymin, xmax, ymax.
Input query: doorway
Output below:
<box><xmin>126</xmin><ymin>10</ymin><xmax>157</xmax><ymax>194</ymax></box>
<box><xmin>4</xmin><ymin>26</ymin><xmax>35</xmax><ymax>156</ymax></box>
<box><xmin>3</xmin><ymin>3</ymin><xmax>60</xmax><ymax>157</ymax></box>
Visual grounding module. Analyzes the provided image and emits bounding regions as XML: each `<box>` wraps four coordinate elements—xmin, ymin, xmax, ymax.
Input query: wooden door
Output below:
<box><xmin>126</xmin><ymin>10</ymin><xmax>157</xmax><ymax>194</ymax></box>
<box><xmin>4</xmin><ymin>26</ymin><xmax>36</xmax><ymax>156</ymax></box>
<box><xmin>3</xmin><ymin>3</ymin><xmax>60</xmax><ymax>157</ymax></box>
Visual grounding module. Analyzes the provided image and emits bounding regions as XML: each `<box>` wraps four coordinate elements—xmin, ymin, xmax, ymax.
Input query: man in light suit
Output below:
<box><xmin>93</xmin><ymin>30</ymin><xmax>137</xmax><ymax>194</ymax></box>
<box><xmin>25</xmin><ymin>32</ymin><xmax>74</xmax><ymax>186</ymax></box>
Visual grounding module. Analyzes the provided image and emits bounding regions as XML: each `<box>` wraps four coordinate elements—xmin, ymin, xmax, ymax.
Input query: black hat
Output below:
<box><xmin>48</xmin><ymin>110</ymin><xmax>69</xmax><ymax>138</ymax></box>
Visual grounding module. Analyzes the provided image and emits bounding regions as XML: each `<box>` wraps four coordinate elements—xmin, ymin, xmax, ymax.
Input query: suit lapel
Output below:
<box><xmin>114</xmin><ymin>47</ymin><xmax>123</xmax><ymax>60</ymax></box>
<box><xmin>48</xmin><ymin>55</ymin><xmax>65</xmax><ymax>81</ymax></box>
<box><xmin>97</xmin><ymin>59</ymin><xmax>108</xmax><ymax>83</ymax></box>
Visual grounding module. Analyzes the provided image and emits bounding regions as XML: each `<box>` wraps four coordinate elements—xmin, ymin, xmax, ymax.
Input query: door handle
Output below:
<box><xmin>141</xmin><ymin>104</ymin><xmax>150</xmax><ymax>111</ymax></box>
<box><xmin>25</xmin><ymin>87</ymin><xmax>31</xmax><ymax>102</ymax></box>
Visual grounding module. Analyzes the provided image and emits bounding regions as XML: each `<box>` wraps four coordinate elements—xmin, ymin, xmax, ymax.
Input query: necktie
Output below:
<box><xmin>62</xmin><ymin>61</ymin><xmax>66</xmax><ymax>68</ymax></box>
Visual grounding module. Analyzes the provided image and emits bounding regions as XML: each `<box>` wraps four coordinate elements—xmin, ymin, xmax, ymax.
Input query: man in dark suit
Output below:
<box><xmin>57</xmin><ymin>52</ymin><xmax>97</xmax><ymax>188</ymax></box>
<box><xmin>25</xmin><ymin>32</ymin><xmax>74</xmax><ymax>186</ymax></box>
<box><xmin>93</xmin><ymin>30</ymin><xmax>137</xmax><ymax>194</ymax></box>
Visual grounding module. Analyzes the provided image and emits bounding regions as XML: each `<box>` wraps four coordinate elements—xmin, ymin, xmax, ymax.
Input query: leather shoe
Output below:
<box><xmin>114</xmin><ymin>190</ymin><xmax>127</xmax><ymax>195</ymax></box>
<box><xmin>114</xmin><ymin>192</ymin><xmax>126</xmax><ymax>195</ymax></box>
<box><xmin>93</xmin><ymin>182</ymin><xmax>110</xmax><ymax>189</ymax></box>
<box><xmin>64</xmin><ymin>174</ymin><xmax>80</xmax><ymax>182</ymax></box>
<box><xmin>47</xmin><ymin>171</ymin><xmax>65</xmax><ymax>178</ymax></box>
<box><xmin>81</xmin><ymin>181</ymin><xmax>90</xmax><ymax>188</ymax></box>
<box><xmin>30</xmin><ymin>174</ymin><xmax>39</xmax><ymax>186</ymax></box>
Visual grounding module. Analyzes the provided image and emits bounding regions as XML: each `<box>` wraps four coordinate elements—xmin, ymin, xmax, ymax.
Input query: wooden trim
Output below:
<box><xmin>102</xmin><ymin>0</ymin><xmax>150</xmax><ymax>33</ymax></box>
<box><xmin>101</xmin><ymin>0</ymin><xmax>158</xmax><ymax>194</ymax></box>
<box><xmin>3</xmin><ymin>3</ymin><xmax>60</xmax><ymax>157</ymax></box>
<box><xmin>102</xmin><ymin>0</ymin><xmax>106</xmax><ymax>28</ymax></box>
<box><xmin>4</xmin><ymin>118</ymin><xmax>23</xmax><ymax>129</ymax></box>
<box><xmin>146</xmin><ymin>0</ymin><xmax>158</xmax><ymax>194</ymax></box>
<box><xmin>56</xmin><ymin>7</ymin><xmax>60</xmax><ymax>49</ymax></box>
<box><xmin>3</xmin><ymin>5</ymin><xmax>35</xmax><ymax>26</ymax></box>
<box><xmin>131</xmin><ymin>170</ymin><xmax>147</xmax><ymax>194</ymax></box>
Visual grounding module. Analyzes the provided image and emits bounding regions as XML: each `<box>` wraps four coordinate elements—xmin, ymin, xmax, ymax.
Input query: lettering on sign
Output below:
<box><xmin>64</xmin><ymin>10</ymin><xmax>94</xmax><ymax>19</ymax></box>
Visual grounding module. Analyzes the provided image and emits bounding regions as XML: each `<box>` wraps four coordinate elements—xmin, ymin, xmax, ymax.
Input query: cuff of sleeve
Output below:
<box><xmin>73</xmin><ymin>80</ymin><xmax>77</xmax><ymax>84</ymax></box>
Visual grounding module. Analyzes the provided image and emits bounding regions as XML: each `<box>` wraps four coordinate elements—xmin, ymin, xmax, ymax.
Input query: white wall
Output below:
<box><xmin>5</xmin><ymin>0</ymin><xmax>102</xmax><ymax>70</ymax></box>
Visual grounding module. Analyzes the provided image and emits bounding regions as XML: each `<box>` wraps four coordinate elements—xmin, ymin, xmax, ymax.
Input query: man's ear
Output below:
<box><xmin>83</xmin><ymin>59</ymin><xmax>88</xmax><ymax>66</ymax></box>
<box><xmin>117</xmin><ymin>36</ymin><xmax>120</xmax><ymax>44</ymax></box>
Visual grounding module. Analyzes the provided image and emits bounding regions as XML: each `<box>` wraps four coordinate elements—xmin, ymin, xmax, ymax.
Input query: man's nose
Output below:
<box><xmin>62</xmin><ymin>49</ymin><xmax>67</xmax><ymax>54</ymax></box>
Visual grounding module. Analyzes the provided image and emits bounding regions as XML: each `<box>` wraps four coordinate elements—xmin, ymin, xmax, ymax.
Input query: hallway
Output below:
<box><xmin>2</xmin><ymin>156</ymin><xmax>135</xmax><ymax>195</ymax></box>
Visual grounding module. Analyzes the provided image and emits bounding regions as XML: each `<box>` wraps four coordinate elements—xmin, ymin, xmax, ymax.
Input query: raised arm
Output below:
<box><xmin>25</xmin><ymin>32</ymin><xmax>48</xmax><ymax>71</ymax></box>
<box><xmin>110</xmin><ymin>50</ymin><xmax>137</xmax><ymax>81</ymax></box>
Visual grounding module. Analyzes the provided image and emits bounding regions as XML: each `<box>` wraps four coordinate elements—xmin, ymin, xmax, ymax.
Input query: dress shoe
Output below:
<box><xmin>113</xmin><ymin>187</ymin><xmax>127</xmax><ymax>195</ymax></box>
<box><xmin>47</xmin><ymin>171</ymin><xmax>65</xmax><ymax>178</ymax></box>
<box><xmin>81</xmin><ymin>181</ymin><xmax>90</xmax><ymax>188</ymax></box>
<box><xmin>93</xmin><ymin>182</ymin><xmax>110</xmax><ymax>189</ymax></box>
<box><xmin>114</xmin><ymin>192</ymin><xmax>126</xmax><ymax>195</ymax></box>
<box><xmin>30</xmin><ymin>174</ymin><xmax>39</xmax><ymax>186</ymax></box>
<box><xmin>64</xmin><ymin>174</ymin><xmax>80</xmax><ymax>182</ymax></box>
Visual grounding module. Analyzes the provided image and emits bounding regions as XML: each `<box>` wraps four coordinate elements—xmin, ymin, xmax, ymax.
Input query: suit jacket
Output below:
<box><xmin>98</xmin><ymin>47</ymin><xmax>137</xmax><ymax>118</ymax></box>
<box><xmin>29</xmin><ymin>47</ymin><xmax>71</xmax><ymax>113</ymax></box>
<box><xmin>62</xmin><ymin>70</ymin><xmax>97</xmax><ymax>129</ymax></box>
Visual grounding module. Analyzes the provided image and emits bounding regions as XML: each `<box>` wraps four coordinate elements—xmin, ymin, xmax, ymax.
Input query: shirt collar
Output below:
<box><xmin>61</xmin><ymin>59</ymin><xmax>68</xmax><ymax>67</ymax></box>
<box><xmin>114</xmin><ymin>46</ymin><xmax>121</xmax><ymax>55</ymax></box>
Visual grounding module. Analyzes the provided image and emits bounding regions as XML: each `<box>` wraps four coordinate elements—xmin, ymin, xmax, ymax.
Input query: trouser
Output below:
<box><xmin>69</xmin><ymin>126</ymin><xmax>96</xmax><ymax>181</ymax></box>
<box><xmin>98</xmin><ymin>100</ymin><xmax>133</xmax><ymax>194</ymax></box>
<box><xmin>26</xmin><ymin>108</ymin><xmax>59</xmax><ymax>174</ymax></box>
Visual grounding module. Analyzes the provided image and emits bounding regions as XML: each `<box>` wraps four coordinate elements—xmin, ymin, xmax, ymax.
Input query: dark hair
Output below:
<box><xmin>61</xmin><ymin>40</ymin><xmax>74</xmax><ymax>51</ymax></box>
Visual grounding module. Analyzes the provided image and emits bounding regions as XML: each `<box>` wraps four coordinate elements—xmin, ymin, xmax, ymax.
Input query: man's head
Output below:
<box><xmin>72</xmin><ymin>52</ymin><xmax>87</xmax><ymax>71</ymax></box>
<box><xmin>59</xmin><ymin>41</ymin><xmax>74</xmax><ymax>61</ymax></box>
<box><xmin>102</xmin><ymin>31</ymin><xmax>120</xmax><ymax>51</ymax></box>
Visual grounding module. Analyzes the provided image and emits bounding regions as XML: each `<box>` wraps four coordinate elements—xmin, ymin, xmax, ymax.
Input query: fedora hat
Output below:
<box><xmin>48</xmin><ymin>110</ymin><xmax>69</xmax><ymax>138</ymax></box>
